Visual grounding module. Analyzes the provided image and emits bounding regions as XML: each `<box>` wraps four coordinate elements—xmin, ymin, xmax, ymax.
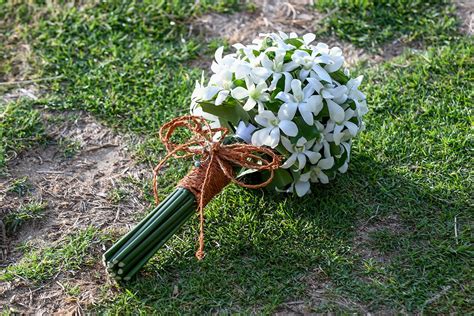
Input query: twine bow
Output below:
<box><xmin>153</xmin><ymin>115</ymin><xmax>281</xmax><ymax>259</ymax></box>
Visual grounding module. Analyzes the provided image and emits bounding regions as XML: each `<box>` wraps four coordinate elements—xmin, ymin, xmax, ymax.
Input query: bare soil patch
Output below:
<box><xmin>353</xmin><ymin>214</ymin><xmax>404</xmax><ymax>264</ymax></box>
<box><xmin>455</xmin><ymin>0</ymin><xmax>474</xmax><ymax>35</ymax></box>
<box><xmin>0</xmin><ymin>111</ymin><xmax>151</xmax><ymax>313</ymax></box>
<box><xmin>275</xmin><ymin>268</ymin><xmax>368</xmax><ymax>314</ymax></box>
<box><xmin>191</xmin><ymin>0</ymin><xmax>370</xmax><ymax>69</ymax></box>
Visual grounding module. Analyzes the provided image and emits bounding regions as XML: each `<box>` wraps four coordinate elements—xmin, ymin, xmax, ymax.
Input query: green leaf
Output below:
<box><xmin>200</xmin><ymin>102</ymin><xmax>250</xmax><ymax>125</ymax></box>
<box><xmin>331</xmin><ymin>69</ymin><xmax>349</xmax><ymax>84</ymax></box>
<box><xmin>233</xmin><ymin>79</ymin><xmax>246</xmax><ymax>87</ymax></box>
<box><xmin>284</xmin><ymin>38</ymin><xmax>303</xmax><ymax>48</ymax></box>
<box><xmin>293</xmin><ymin>117</ymin><xmax>320</xmax><ymax>140</ymax></box>
<box><xmin>265</xmin><ymin>168</ymin><xmax>294</xmax><ymax>190</ymax></box>
<box><xmin>332</xmin><ymin>148</ymin><xmax>348</xmax><ymax>170</ymax></box>
<box><xmin>265</xmin><ymin>99</ymin><xmax>283</xmax><ymax>113</ymax></box>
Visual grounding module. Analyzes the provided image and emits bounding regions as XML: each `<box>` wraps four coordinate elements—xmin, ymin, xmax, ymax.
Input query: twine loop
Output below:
<box><xmin>153</xmin><ymin>115</ymin><xmax>281</xmax><ymax>259</ymax></box>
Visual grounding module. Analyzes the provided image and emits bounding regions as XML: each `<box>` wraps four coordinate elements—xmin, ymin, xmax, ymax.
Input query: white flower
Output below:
<box><xmin>329</xmin><ymin>109</ymin><xmax>359</xmax><ymax>145</ymax></box>
<box><xmin>211</xmin><ymin>47</ymin><xmax>237</xmax><ymax>74</ymax></box>
<box><xmin>307</xmin><ymin>156</ymin><xmax>335</xmax><ymax>184</ymax></box>
<box><xmin>313</xmin><ymin>123</ymin><xmax>333</xmax><ymax>158</ymax></box>
<box><xmin>291</xmin><ymin>50</ymin><xmax>333</xmax><ymax>82</ymax></box>
<box><xmin>281</xmin><ymin>136</ymin><xmax>320</xmax><ymax>170</ymax></box>
<box><xmin>231</xmin><ymin>77</ymin><xmax>270</xmax><ymax>111</ymax></box>
<box><xmin>233</xmin><ymin>49</ymin><xmax>271</xmax><ymax>82</ymax></box>
<box><xmin>277</xmin><ymin>79</ymin><xmax>323</xmax><ymax>125</ymax></box>
<box><xmin>233</xmin><ymin>37</ymin><xmax>264</xmax><ymax>51</ymax></box>
<box><xmin>294</xmin><ymin>172</ymin><xmax>311</xmax><ymax>197</ymax></box>
<box><xmin>346</xmin><ymin>76</ymin><xmax>368</xmax><ymax>116</ymax></box>
<box><xmin>261</xmin><ymin>50</ymin><xmax>298</xmax><ymax>92</ymax></box>
<box><xmin>307</xmin><ymin>77</ymin><xmax>346</xmax><ymax>124</ymax></box>
<box><xmin>191</xmin><ymin>78</ymin><xmax>220</xmax><ymax>105</ymax></box>
<box><xmin>209</xmin><ymin>69</ymin><xmax>234</xmax><ymax>105</ymax></box>
<box><xmin>312</xmin><ymin>43</ymin><xmax>344</xmax><ymax>73</ymax></box>
<box><xmin>265</xmin><ymin>31</ymin><xmax>298</xmax><ymax>51</ymax></box>
<box><xmin>301</xmin><ymin>33</ymin><xmax>316</xmax><ymax>47</ymax></box>
<box><xmin>252</xmin><ymin>109</ymin><xmax>298</xmax><ymax>148</ymax></box>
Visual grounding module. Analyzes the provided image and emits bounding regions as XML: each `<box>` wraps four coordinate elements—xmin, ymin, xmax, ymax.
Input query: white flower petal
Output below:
<box><xmin>202</xmin><ymin>86</ymin><xmax>220</xmax><ymax>100</ymax></box>
<box><xmin>338</xmin><ymin>162</ymin><xmax>349</xmax><ymax>173</ymax></box>
<box><xmin>243</xmin><ymin>98</ymin><xmax>257</xmax><ymax>111</ymax></box>
<box><xmin>318</xmin><ymin>171</ymin><xmax>329</xmax><ymax>184</ymax></box>
<box><xmin>300</xmin><ymin>172</ymin><xmax>311</xmax><ymax>182</ymax></box>
<box><xmin>281</xmin><ymin>153</ymin><xmax>297</xmax><ymax>169</ymax></box>
<box><xmin>298</xmin><ymin>69</ymin><xmax>311</xmax><ymax>81</ymax></box>
<box><xmin>276</xmin><ymin>91</ymin><xmax>293</xmax><ymax>104</ymax></box>
<box><xmin>281</xmin><ymin>136</ymin><xmax>294</xmax><ymax>152</ymax></box>
<box><xmin>278</xmin><ymin>120</ymin><xmax>298</xmax><ymax>136</ymax></box>
<box><xmin>215</xmin><ymin>90</ymin><xmax>229</xmax><ymax>105</ymax></box>
<box><xmin>306</xmin><ymin>77</ymin><xmax>324</xmax><ymax>92</ymax></box>
<box><xmin>279</xmin><ymin>103</ymin><xmax>298</xmax><ymax>120</ymax></box>
<box><xmin>325</xmin><ymin>56</ymin><xmax>344</xmax><ymax>73</ymax></box>
<box><xmin>321</xmin><ymin>89</ymin><xmax>334</xmax><ymax>99</ymax></box>
<box><xmin>231</xmin><ymin>87</ymin><xmax>249</xmax><ymax>100</ymax></box>
<box><xmin>312</xmin><ymin>65</ymin><xmax>332</xmax><ymax>83</ymax></box>
<box><xmin>297</xmin><ymin>153</ymin><xmax>307</xmax><ymax>170</ymax></box>
<box><xmin>305</xmin><ymin>151</ymin><xmax>321</xmax><ymax>164</ymax></box>
<box><xmin>283</xmin><ymin>72</ymin><xmax>293</xmax><ymax>92</ymax></box>
<box><xmin>291</xmin><ymin>79</ymin><xmax>303</xmax><ymax>98</ymax></box>
<box><xmin>214</xmin><ymin>46</ymin><xmax>224</xmax><ymax>63</ymax></box>
<box><xmin>269</xmin><ymin>73</ymin><xmax>282</xmax><ymax>90</ymax></box>
<box><xmin>318</xmin><ymin>157</ymin><xmax>334</xmax><ymax>170</ymax></box>
<box><xmin>303</xmin><ymin>33</ymin><xmax>316</xmax><ymax>45</ymax></box>
<box><xmin>345</xmin><ymin>121</ymin><xmax>359</xmax><ymax>136</ymax></box>
<box><xmin>299</xmin><ymin>105</ymin><xmax>314</xmax><ymax>125</ymax></box>
<box><xmin>253</xmin><ymin>67</ymin><xmax>271</xmax><ymax>80</ymax></box>
<box><xmin>327</xmin><ymin>99</ymin><xmax>345</xmax><ymax>124</ymax></box>
<box><xmin>282</xmin><ymin>61</ymin><xmax>298</xmax><ymax>72</ymax></box>
<box><xmin>307</xmin><ymin>95</ymin><xmax>323</xmax><ymax>115</ymax></box>
<box><xmin>251</xmin><ymin>127</ymin><xmax>272</xmax><ymax>146</ymax></box>
<box><xmin>268</xmin><ymin>127</ymin><xmax>281</xmax><ymax>148</ymax></box>
<box><xmin>234</xmin><ymin>63</ymin><xmax>250</xmax><ymax>79</ymax></box>
<box><xmin>295</xmin><ymin>180</ymin><xmax>311</xmax><ymax>197</ymax></box>
<box><xmin>261</xmin><ymin>54</ymin><xmax>273</xmax><ymax>69</ymax></box>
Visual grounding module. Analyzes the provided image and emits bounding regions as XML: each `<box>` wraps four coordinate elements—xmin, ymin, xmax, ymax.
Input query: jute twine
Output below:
<box><xmin>153</xmin><ymin>116</ymin><xmax>281</xmax><ymax>259</ymax></box>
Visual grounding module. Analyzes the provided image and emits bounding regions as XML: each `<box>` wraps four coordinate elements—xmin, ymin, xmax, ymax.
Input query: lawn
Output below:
<box><xmin>0</xmin><ymin>0</ymin><xmax>472</xmax><ymax>314</ymax></box>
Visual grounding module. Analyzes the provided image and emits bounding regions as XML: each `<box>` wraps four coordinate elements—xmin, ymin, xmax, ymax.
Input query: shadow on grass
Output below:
<box><xmin>103</xmin><ymin>153</ymin><xmax>470</xmax><ymax>313</ymax></box>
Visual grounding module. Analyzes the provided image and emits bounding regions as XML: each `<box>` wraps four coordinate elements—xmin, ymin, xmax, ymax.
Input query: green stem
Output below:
<box><xmin>122</xmin><ymin>198</ymin><xmax>196</xmax><ymax>280</ymax></box>
<box><xmin>108</xmin><ymin>189</ymin><xmax>188</xmax><ymax>264</ymax></box>
<box><xmin>103</xmin><ymin>188</ymin><xmax>182</xmax><ymax>262</ymax></box>
<box><xmin>118</xmin><ymin>193</ymin><xmax>195</xmax><ymax>272</ymax></box>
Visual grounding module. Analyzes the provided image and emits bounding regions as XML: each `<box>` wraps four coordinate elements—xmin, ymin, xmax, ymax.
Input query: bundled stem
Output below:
<box><xmin>104</xmin><ymin>188</ymin><xmax>196</xmax><ymax>280</ymax></box>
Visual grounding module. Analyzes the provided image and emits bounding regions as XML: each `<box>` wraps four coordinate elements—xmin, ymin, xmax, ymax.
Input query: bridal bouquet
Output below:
<box><xmin>104</xmin><ymin>32</ymin><xmax>367</xmax><ymax>281</ymax></box>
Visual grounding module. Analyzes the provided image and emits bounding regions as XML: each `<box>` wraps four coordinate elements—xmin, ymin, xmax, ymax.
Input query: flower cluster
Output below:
<box><xmin>190</xmin><ymin>32</ymin><xmax>367</xmax><ymax>196</ymax></box>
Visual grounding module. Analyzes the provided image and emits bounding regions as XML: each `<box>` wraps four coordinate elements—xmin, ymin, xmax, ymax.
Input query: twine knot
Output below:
<box><xmin>153</xmin><ymin>115</ymin><xmax>281</xmax><ymax>260</ymax></box>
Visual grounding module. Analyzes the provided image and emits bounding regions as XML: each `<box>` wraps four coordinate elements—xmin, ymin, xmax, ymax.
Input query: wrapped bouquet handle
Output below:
<box><xmin>153</xmin><ymin>115</ymin><xmax>281</xmax><ymax>259</ymax></box>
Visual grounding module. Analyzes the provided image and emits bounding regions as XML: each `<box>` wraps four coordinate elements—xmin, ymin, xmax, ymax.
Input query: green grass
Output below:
<box><xmin>315</xmin><ymin>0</ymin><xmax>459</xmax><ymax>49</ymax></box>
<box><xmin>0</xmin><ymin>0</ymin><xmax>472</xmax><ymax>313</ymax></box>
<box><xmin>3</xmin><ymin>201</ymin><xmax>48</xmax><ymax>234</ymax></box>
<box><xmin>94</xmin><ymin>40</ymin><xmax>472</xmax><ymax>314</ymax></box>
<box><xmin>0</xmin><ymin>101</ymin><xmax>46</xmax><ymax>170</ymax></box>
<box><xmin>0</xmin><ymin>227</ymin><xmax>101</xmax><ymax>283</ymax></box>
<box><xmin>57</xmin><ymin>137</ymin><xmax>81</xmax><ymax>158</ymax></box>
<box><xmin>6</xmin><ymin>176</ymin><xmax>30</xmax><ymax>196</ymax></box>
<box><xmin>13</xmin><ymin>0</ymin><xmax>242</xmax><ymax>133</ymax></box>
